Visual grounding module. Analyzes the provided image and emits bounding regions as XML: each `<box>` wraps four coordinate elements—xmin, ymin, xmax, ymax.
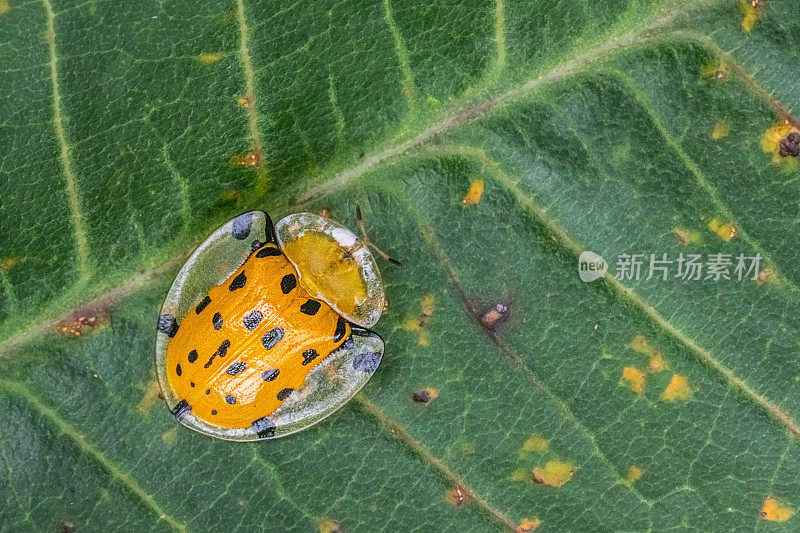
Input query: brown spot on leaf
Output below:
<box><xmin>62</xmin><ymin>522</ymin><xmax>76</xmax><ymax>533</ymax></box>
<box><xmin>0</xmin><ymin>0</ymin><xmax>8</xmax><ymax>15</ymax></box>
<box><xmin>779</xmin><ymin>132</ymin><xmax>800</xmax><ymax>158</ymax></box>
<box><xmin>741</xmin><ymin>0</ymin><xmax>764</xmax><ymax>32</ymax></box>
<box><xmin>480</xmin><ymin>303</ymin><xmax>509</xmax><ymax>331</ymax></box>
<box><xmin>673</xmin><ymin>227</ymin><xmax>700</xmax><ymax>245</ymax></box>
<box><xmin>231</xmin><ymin>149</ymin><xmax>260</xmax><ymax>167</ymax></box>
<box><xmin>621</xmin><ymin>367</ymin><xmax>646</xmax><ymax>395</ymax></box>
<box><xmin>403</xmin><ymin>294</ymin><xmax>434</xmax><ymax>346</ymax></box>
<box><xmin>161</xmin><ymin>427</ymin><xmax>178</xmax><ymax>445</ymax></box>
<box><xmin>412</xmin><ymin>387</ymin><xmax>439</xmax><ymax>403</ymax></box>
<box><xmin>707</xmin><ymin>218</ymin><xmax>737</xmax><ymax>241</ymax></box>
<box><xmin>711</xmin><ymin>120</ymin><xmax>731</xmax><ymax>140</ymax></box>
<box><xmin>520</xmin><ymin>434</ymin><xmax>549</xmax><ymax>455</ymax></box>
<box><xmin>237</xmin><ymin>95</ymin><xmax>253</xmax><ymax>109</ymax></box>
<box><xmin>445</xmin><ymin>485</ymin><xmax>470</xmax><ymax>507</ymax></box>
<box><xmin>197</xmin><ymin>52</ymin><xmax>222</xmax><ymax>64</ymax></box>
<box><xmin>56</xmin><ymin>305</ymin><xmax>109</xmax><ymax>337</ymax></box>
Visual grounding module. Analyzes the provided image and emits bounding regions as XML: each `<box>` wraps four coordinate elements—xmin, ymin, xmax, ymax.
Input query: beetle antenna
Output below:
<box><xmin>356</xmin><ymin>205</ymin><xmax>403</xmax><ymax>266</ymax></box>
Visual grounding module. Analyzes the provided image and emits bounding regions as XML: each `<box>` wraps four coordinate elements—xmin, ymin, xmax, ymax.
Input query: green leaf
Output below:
<box><xmin>2</xmin><ymin>0</ymin><xmax>800</xmax><ymax>530</ymax></box>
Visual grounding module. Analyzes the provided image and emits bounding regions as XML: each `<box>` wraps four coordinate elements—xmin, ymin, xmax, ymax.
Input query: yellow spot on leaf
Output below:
<box><xmin>741</xmin><ymin>0</ymin><xmax>762</xmax><ymax>32</ymax></box>
<box><xmin>761</xmin><ymin>497</ymin><xmax>794</xmax><ymax>522</ymax></box>
<box><xmin>701</xmin><ymin>61</ymin><xmax>728</xmax><ymax>82</ymax></box>
<box><xmin>532</xmin><ymin>460</ymin><xmax>574</xmax><ymax>488</ymax></box>
<box><xmin>318</xmin><ymin>518</ymin><xmax>343</xmax><ymax>533</ymax></box>
<box><xmin>445</xmin><ymin>485</ymin><xmax>469</xmax><ymax>506</ymax></box>
<box><xmin>0</xmin><ymin>0</ymin><xmax>8</xmax><ymax>15</ymax></box>
<box><xmin>625</xmin><ymin>466</ymin><xmax>643</xmax><ymax>484</ymax></box>
<box><xmin>516</xmin><ymin>518</ymin><xmax>541</xmax><ymax>532</ymax></box>
<box><xmin>0</xmin><ymin>257</ymin><xmax>19</xmax><ymax>271</ymax></box>
<box><xmin>136</xmin><ymin>378</ymin><xmax>163</xmax><ymax>414</ymax></box>
<box><xmin>510</xmin><ymin>468</ymin><xmax>529</xmax><ymax>482</ymax></box>
<box><xmin>621</xmin><ymin>367</ymin><xmax>646</xmax><ymax>395</ymax></box>
<box><xmin>161</xmin><ymin>427</ymin><xmax>178</xmax><ymax>445</ymax></box>
<box><xmin>712</xmin><ymin>120</ymin><xmax>731</xmax><ymax>140</ymax></box>
<box><xmin>673</xmin><ymin>227</ymin><xmax>701</xmax><ymax>245</ymax></box>
<box><xmin>707</xmin><ymin>218</ymin><xmax>737</xmax><ymax>242</ymax></box>
<box><xmin>197</xmin><ymin>52</ymin><xmax>222</xmax><ymax>64</ymax></box>
<box><xmin>462</xmin><ymin>179</ymin><xmax>484</xmax><ymax>206</ymax></box>
<box><xmin>425</xmin><ymin>95</ymin><xmax>440</xmax><ymax>107</ymax></box>
<box><xmin>662</xmin><ymin>374</ymin><xmax>692</xmax><ymax>402</ymax></box>
<box><xmin>237</xmin><ymin>95</ymin><xmax>253</xmax><ymax>109</ymax></box>
<box><xmin>403</xmin><ymin>294</ymin><xmax>434</xmax><ymax>346</ymax></box>
<box><xmin>521</xmin><ymin>434</ymin><xmax>549</xmax><ymax>454</ymax></box>
<box><xmin>762</xmin><ymin>121</ymin><xmax>800</xmax><ymax>164</ymax></box>
<box><xmin>648</xmin><ymin>352</ymin><xmax>667</xmax><ymax>374</ymax></box>
<box><xmin>230</xmin><ymin>150</ymin><xmax>260</xmax><ymax>167</ymax></box>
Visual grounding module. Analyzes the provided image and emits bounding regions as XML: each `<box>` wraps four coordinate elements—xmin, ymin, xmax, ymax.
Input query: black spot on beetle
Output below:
<box><xmin>262</xmin><ymin>368</ymin><xmax>279</xmax><ymax>381</ymax></box>
<box><xmin>157</xmin><ymin>314</ymin><xmax>179</xmax><ymax>337</ymax></box>
<box><xmin>204</xmin><ymin>339</ymin><xmax>230</xmax><ymax>368</ymax></box>
<box><xmin>188</xmin><ymin>349</ymin><xmax>198</xmax><ymax>363</ymax></box>
<box><xmin>205</xmin><ymin>389</ymin><xmax>211</xmax><ymax>395</ymax></box>
<box><xmin>256</xmin><ymin>246</ymin><xmax>282</xmax><ymax>258</ymax></box>
<box><xmin>171</xmin><ymin>399</ymin><xmax>191</xmax><ymax>421</ymax></box>
<box><xmin>251</xmin><ymin>417</ymin><xmax>276</xmax><ymax>438</ymax></box>
<box><xmin>280</xmin><ymin>273</ymin><xmax>296</xmax><ymax>294</ymax></box>
<box><xmin>242</xmin><ymin>310</ymin><xmax>263</xmax><ymax>330</ymax></box>
<box><xmin>301</xmin><ymin>349</ymin><xmax>319</xmax><ymax>366</ymax></box>
<box><xmin>176</xmin><ymin>364</ymin><xmax>182</xmax><ymax>376</ymax></box>
<box><xmin>276</xmin><ymin>388</ymin><xmax>294</xmax><ymax>401</ymax></box>
<box><xmin>211</xmin><ymin>409</ymin><xmax>217</xmax><ymax>415</ymax></box>
<box><xmin>226</xmin><ymin>361</ymin><xmax>247</xmax><ymax>375</ymax></box>
<box><xmin>225</xmin><ymin>395</ymin><xmax>237</xmax><ymax>405</ymax></box>
<box><xmin>190</xmin><ymin>382</ymin><xmax>195</xmax><ymax>388</ymax></box>
<box><xmin>229</xmin><ymin>271</ymin><xmax>247</xmax><ymax>291</ymax></box>
<box><xmin>300</xmin><ymin>299</ymin><xmax>321</xmax><ymax>315</ymax></box>
<box><xmin>353</xmin><ymin>351</ymin><xmax>382</xmax><ymax>373</ymax></box>
<box><xmin>195</xmin><ymin>295</ymin><xmax>211</xmax><ymax>314</ymax></box>
<box><xmin>212</xmin><ymin>312</ymin><xmax>223</xmax><ymax>330</ymax></box>
<box><xmin>333</xmin><ymin>316</ymin><xmax>347</xmax><ymax>342</ymax></box>
<box><xmin>231</xmin><ymin>212</ymin><xmax>253</xmax><ymax>240</ymax></box>
<box><xmin>262</xmin><ymin>328</ymin><xmax>284</xmax><ymax>350</ymax></box>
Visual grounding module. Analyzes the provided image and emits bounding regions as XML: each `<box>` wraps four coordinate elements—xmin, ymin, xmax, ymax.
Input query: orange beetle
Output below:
<box><xmin>156</xmin><ymin>211</ymin><xmax>385</xmax><ymax>440</ymax></box>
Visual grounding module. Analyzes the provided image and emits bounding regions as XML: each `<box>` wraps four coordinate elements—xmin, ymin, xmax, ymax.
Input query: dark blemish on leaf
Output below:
<box><xmin>212</xmin><ymin>312</ymin><xmax>223</xmax><ymax>330</ymax></box>
<box><xmin>226</xmin><ymin>361</ymin><xmax>247</xmax><ymax>375</ymax></box>
<box><xmin>412</xmin><ymin>387</ymin><xmax>439</xmax><ymax>404</ymax></box>
<box><xmin>242</xmin><ymin>310</ymin><xmax>263</xmax><ymax>330</ymax></box>
<box><xmin>262</xmin><ymin>328</ymin><xmax>284</xmax><ymax>350</ymax></box>
<box><xmin>300</xmin><ymin>299</ymin><xmax>321</xmax><ymax>315</ymax></box>
<box><xmin>779</xmin><ymin>132</ymin><xmax>800</xmax><ymax>158</ymax></box>
<box><xmin>277</xmin><ymin>387</ymin><xmax>294</xmax><ymax>401</ymax></box>
<box><xmin>480</xmin><ymin>303</ymin><xmax>509</xmax><ymax>331</ymax></box>
<box><xmin>195</xmin><ymin>295</ymin><xmax>211</xmax><ymax>314</ymax></box>
<box><xmin>231</xmin><ymin>212</ymin><xmax>253</xmax><ymax>239</ymax></box>
<box><xmin>57</xmin><ymin>304</ymin><xmax>111</xmax><ymax>337</ymax></box>
<box><xmin>281</xmin><ymin>273</ymin><xmax>296</xmax><ymax>294</ymax></box>
<box><xmin>301</xmin><ymin>349</ymin><xmax>319</xmax><ymax>366</ymax></box>
<box><xmin>445</xmin><ymin>485</ymin><xmax>469</xmax><ymax>507</ymax></box>
<box><xmin>63</xmin><ymin>522</ymin><xmax>76</xmax><ymax>533</ymax></box>
<box><xmin>157</xmin><ymin>314</ymin><xmax>179</xmax><ymax>338</ymax></box>
<box><xmin>256</xmin><ymin>246</ymin><xmax>282</xmax><ymax>258</ymax></box>
<box><xmin>228</xmin><ymin>271</ymin><xmax>247</xmax><ymax>291</ymax></box>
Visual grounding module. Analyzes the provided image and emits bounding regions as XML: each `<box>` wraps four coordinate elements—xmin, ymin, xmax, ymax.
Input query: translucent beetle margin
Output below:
<box><xmin>155</xmin><ymin>211</ymin><xmax>385</xmax><ymax>441</ymax></box>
